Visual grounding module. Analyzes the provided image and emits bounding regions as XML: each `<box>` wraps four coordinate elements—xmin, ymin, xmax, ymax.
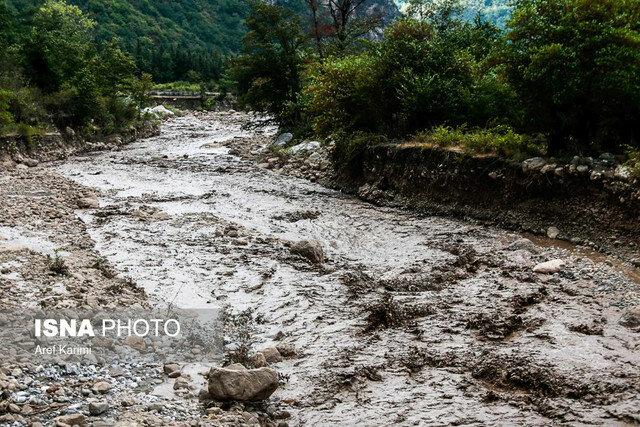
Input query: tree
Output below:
<box><xmin>326</xmin><ymin>0</ymin><xmax>382</xmax><ymax>53</ymax></box>
<box><xmin>503</xmin><ymin>0</ymin><xmax>640</xmax><ymax>153</ymax></box>
<box><xmin>229</xmin><ymin>1</ymin><xmax>307</xmax><ymax>124</ymax></box>
<box><xmin>25</xmin><ymin>0</ymin><xmax>96</xmax><ymax>93</ymax></box>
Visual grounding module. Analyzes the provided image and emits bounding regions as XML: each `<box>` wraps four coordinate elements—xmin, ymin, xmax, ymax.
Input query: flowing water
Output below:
<box><xmin>50</xmin><ymin>113</ymin><xmax>640</xmax><ymax>425</ymax></box>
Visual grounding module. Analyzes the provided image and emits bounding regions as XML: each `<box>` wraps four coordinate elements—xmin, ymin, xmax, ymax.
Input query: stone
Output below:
<box><xmin>273</xmin><ymin>133</ymin><xmax>293</xmax><ymax>147</ymax></box>
<box><xmin>151</xmin><ymin>212</ymin><xmax>170</xmax><ymax>221</ymax></box>
<box><xmin>173</xmin><ymin>377</ymin><xmax>189</xmax><ymax>390</ymax></box>
<box><xmin>198</xmin><ymin>387</ymin><xmax>211</xmax><ymax>401</ymax></box>
<box><xmin>77</xmin><ymin>196</ymin><xmax>100</xmax><ymax>209</ymax></box>
<box><xmin>291</xmin><ymin>239</ymin><xmax>324</xmax><ymax>264</ymax></box>
<box><xmin>207</xmin><ymin>367</ymin><xmax>279</xmax><ymax>401</ymax></box>
<box><xmin>275</xmin><ymin>343</ymin><xmax>297</xmax><ymax>358</ymax></box>
<box><xmin>576</xmin><ymin>165</ymin><xmax>589</xmax><ymax>173</ymax></box>
<box><xmin>533</xmin><ymin>259</ymin><xmax>566</xmax><ymax>274</ymax></box>
<box><xmin>23</xmin><ymin>158</ymin><xmax>39</xmax><ymax>167</ymax></box>
<box><xmin>522</xmin><ymin>157</ymin><xmax>546</xmax><ymax>173</ymax></box>
<box><xmin>92</xmin><ymin>381</ymin><xmax>111</xmax><ymax>394</ymax></box>
<box><xmin>614</xmin><ymin>166</ymin><xmax>632</xmax><ymax>181</ymax></box>
<box><xmin>289</xmin><ymin>141</ymin><xmax>320</xmax><ymax>155</ymax></box>
<box><xmin>599</xmin><ymin>152</ymin><xmax>615</xmax><ymax>161</ymax></box>
<box><xmin>124</xmin><ymin>335</ymin><xmax>146</xmax><ymax>350</ymax></box>
<box><xmin>260</xmin><ymin>347</ymin><xmax>283</xmax><ymax>363</ymax></box>
<box><xmin>547</xmin><ymin>227</ymin><xmax>560</xmax><ymax>239</ymax></box>
<box><xmin>163</xmin><ymin>363</ymin><xmax>180</xmax><ymax>376</ymax></box>
<box><xmin>88</xmin><ymin>400</ymin><xmax>109</xmax><ymax>415</ymax></box>
<box><xmin>53</xmin><ymin>413</ymin><xmax>86</xmax><ymax>426</ymax></box>
<box><xmin>619</xmin><ymin>307</ymin><xmax>640</xmax><ymax>329</ymax></box>
<box><xmin>248</xmin><ymin>352</ymin><xmax>267</xmax><ymax>368</ymax></box>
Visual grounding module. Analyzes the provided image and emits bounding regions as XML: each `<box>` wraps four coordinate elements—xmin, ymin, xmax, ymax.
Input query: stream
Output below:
<box><xmin>49</xmin><ymin>113</ymin><xmax>640</xmax><ymax>425</ymax></box>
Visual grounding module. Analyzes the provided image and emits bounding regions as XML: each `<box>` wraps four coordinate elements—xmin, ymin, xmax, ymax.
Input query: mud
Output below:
<box><xmin>2</xmin><ymin>111</ymin><xmax>639</xmax><ymax>425</ymax></box>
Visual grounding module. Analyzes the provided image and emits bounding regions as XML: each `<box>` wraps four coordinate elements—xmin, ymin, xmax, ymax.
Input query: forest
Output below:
<box><xmin>231</xmin><ymin>0</ymin><xmax>640</xmax><ymax>163</ymax></box>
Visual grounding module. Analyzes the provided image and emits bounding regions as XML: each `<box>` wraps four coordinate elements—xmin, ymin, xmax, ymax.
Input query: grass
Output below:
<box><xmin>412</xmin><ymin>125</ymin><xmax>545</xmax><ymax>161</ymax></box>
<box><xmin>624</xmin><ymin>145</ymin><xmax>640</xmax><ymax>177</ymax></box>
<box><xmin>46</xmin><ymin>249</ymin><xmax>69</xmax><ymax>276</ymax></box>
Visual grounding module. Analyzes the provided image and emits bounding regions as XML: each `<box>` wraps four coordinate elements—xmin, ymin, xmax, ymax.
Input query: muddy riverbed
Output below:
<box><xmin>1</xmin><ymin>111</ymin><xmax>639</xmax><ymax>425</ymax></box>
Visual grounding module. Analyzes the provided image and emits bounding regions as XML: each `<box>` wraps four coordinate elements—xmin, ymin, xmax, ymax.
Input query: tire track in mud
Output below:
<box><xmin>50</xmin><ymin>112</ymin><xmax>640</xmax><ymax>425</ymax></box>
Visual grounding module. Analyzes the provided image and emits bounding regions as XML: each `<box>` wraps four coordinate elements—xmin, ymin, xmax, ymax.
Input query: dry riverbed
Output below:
<box><xmin>0</xmin><ymin>111</ymin><xmax>639</xmax><ymax>425</ymax></box>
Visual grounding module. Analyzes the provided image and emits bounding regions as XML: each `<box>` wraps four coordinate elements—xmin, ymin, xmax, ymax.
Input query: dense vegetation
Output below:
<box><xmin>232</xmin><ymin>0</ymin><xmax>640</xmax><ymax>161</ymax></box>
<box><xmin>4</xmin><ymin>0</ymin><xmax>248</xmax><ymax>84</ymax></box>
<box><xmin>1</xmin><ymin>0</ymin><xmax>153</xmax><ymax>138</ymax></box>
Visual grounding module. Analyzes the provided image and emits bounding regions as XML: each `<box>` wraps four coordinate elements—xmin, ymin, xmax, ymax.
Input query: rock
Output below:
<box><xmin>275</xmin><ymin>343</ymin><xmax>297</xmax><ymax>358</ymax></box>
<box><xmin>198</xmin><ymin>387</ymin><xmax>211</xmax><ymax>400</ymax></box>
<box><xmin>23</xmin><ymin>158</ymin><xmax>39</xmax><ymax>167</ymax></box>
<box><xmin>260</xmin><ymin>347</ymin><xmax>283</xmax><ymax>363</ymax></box>
<box><xmin>533</xmin><ymin>259</ymin><xmax>566</xmax><ymax>274</ymax></box>
<box><xmin>142</xmin><ymin>105</ymin><xmax>175</xmax><ymax>118</ymax></box>
<box><xmin>248</xmin><ymin>352</ymin><xmax>267</xmax><ymax>368</ymax></box>
<box><xmin>289</xmin><ymin>141</ymin><xmax>320</xmax><ymax>155</ymax></box>
<box><xmin>599</xmin><ymin>152</ymin><xmax>615</xmax><ymax>161</ymax></box>
<box><xmin>614</xmin><ymin>165</ymin><xmax>632</xmax><ymax>181</ymax></box>
<box><xmin>53</xmin><ymin>413</ymin><xmax>86</xmax><ymax>426</ymax></box>
<box><xmin>77</xmin><ymin>196</ymin><xmax>100</xmax><ymax>209</ymax></box>
<box><xmin>273</xmin><ymin>133</ymin><xmax>293</xmax><ymax>147</ymax></box>
<box><xmin>547</xmin><ymin>227</ymin><xmax>560</xmax><ymax>239</ymax></box>
<box><xmin>540</xmin><ymin>164</ymin><xmax>556</xmax><ymax>174</ymax></box>
<box><xmin>124</xmin><ymin>335</ymin><xmax>146</xmax><ymax>350</ymax></box>
<box><xmin>207</xmin><ymin>367</ymin><xmax>279</xmax><ymax>401</ymax></box>
<box><xmin>163</xmin><ymin>363</ymin><xmax>180</xmax><ymax>377</ymax></box>
<box><xmin>508</xmin><ymin>238</ymin><xmax>536</xmax><ymax>251</ymax></box>
<box><xmin>88</xmin><ymin>400</ymin><xmax>109</xmax><ymax>415</ymax></box>
<box><xmin>522</xmin><ymin>157</ymin><xmax>546</xmax><ymax>173</ymax></box>
<box><xmin>92</xmin><ymin>381</ymin><xmax>111</xmax><ymax>394</ymax></box>
<box><xmin>576</xmin><ymin>165</ymin><xmax>589</xmax><ymax>173</ymax></box>
<box><xmin>291</xmin><ymin>239</ymin><xmax>324</xmax><ymax>264</ymax></box>
<box><xmin>173</xmin><ymin>377</ymin><xmax>189</xmax><ymax>390</ymax></box>
<box><xmin>151</xmin><ymin>212</ymin><xmax>170</xmax><ymax>221</ymax></box>
<box><xmin>620</xmin><ymin>307</ymin><xmax>640</xmax><ymax>329</ymax></box>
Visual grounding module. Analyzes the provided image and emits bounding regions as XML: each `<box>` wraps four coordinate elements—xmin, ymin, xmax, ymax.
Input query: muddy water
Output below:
<box><xmin>50</xmin><ymin>114</ymin><xmax>640</xmax><ymax>425</ymax></box>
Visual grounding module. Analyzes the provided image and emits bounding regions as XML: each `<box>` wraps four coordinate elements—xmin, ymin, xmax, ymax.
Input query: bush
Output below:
<box><xmin>504</xmin><ymin>0</ymin><xmax>640</xmax><ymax>153</ymax></box>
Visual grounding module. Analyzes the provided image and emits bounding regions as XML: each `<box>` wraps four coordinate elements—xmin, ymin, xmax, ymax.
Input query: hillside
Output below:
<box><xmin>4</xmin><ymin>0</ymin><xmax>249</xmax><ymax>82</ymax></box>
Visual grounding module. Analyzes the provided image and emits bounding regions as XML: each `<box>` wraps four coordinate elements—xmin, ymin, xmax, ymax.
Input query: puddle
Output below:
<box><xmin>524</xmin><ymin>233</ymin><xmax>640</xmax><ymax>284</ymax></box>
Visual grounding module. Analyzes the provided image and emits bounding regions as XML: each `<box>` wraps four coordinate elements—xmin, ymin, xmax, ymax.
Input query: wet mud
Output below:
<box><xmin>49</xmin><ymin>112</ymin><xmax>640</xmax><ymax>425</ymax></box>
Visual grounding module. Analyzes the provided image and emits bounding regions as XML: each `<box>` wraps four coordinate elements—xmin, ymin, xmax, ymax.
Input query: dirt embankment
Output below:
<box><xmin>0</xmin><ymin>121</ymin><xmax>159</xmax><ymax>169</ymax></box>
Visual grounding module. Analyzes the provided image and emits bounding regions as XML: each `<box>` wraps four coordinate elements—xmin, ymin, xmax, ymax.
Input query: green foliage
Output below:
<box><xmin>1</xmin><ymin>0</ymin><xmax>155</xmax><ymax>138</ymax></box>
<box><xmin>625</xmin><ymin>146</ymin><xmax>640</xmax><ymax>176</ymax></box>
<box><xmin>6</xmin><ymin>0</ymin><xmax>249</xmax><ymax>84</ymax></box>
<box><xmin>503</xmin><ymin>0</ymin><xmax>640</xmax><ymax>153</ymax></box>
<box><xmin>413</xmin><ymin>125</ymin><xmax>543</xmax><ymax>159</ymax></box>
<box><xmin>229</xmin><ymin>1</ymin><xmax>307</xmax><ymax>125</ymax></box>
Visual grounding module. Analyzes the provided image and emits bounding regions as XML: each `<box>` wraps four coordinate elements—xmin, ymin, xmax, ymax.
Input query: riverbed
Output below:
<box><xmin>48</xmin><ymin>112</ymin><xmax>640</xmax><ymax>425</ymax></box>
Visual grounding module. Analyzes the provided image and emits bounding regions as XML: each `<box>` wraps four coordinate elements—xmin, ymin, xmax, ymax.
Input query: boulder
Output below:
<box><xmin>533</xmin><ymin>259</ymin><xmax>566</xmax><ymax>274</ymax></box>
<box><xmin>522</xmin><ymin>157</ymin><xmax>546</xmax><ymax>173</ymax></box>
<box><xmin>291</xmin><ymin>239</ymin><xmax>324</xmax><ymax>264</ymax></box>
<box><xmin>547</xmin><ymin>227</ymin><xmax>560</xmax><ymax>239</ymax></box>
<box><xmin>163</xmin><ymin>363</ymin><xmax>180</xmax><ymax>377</ymax></box>
<box><xmin>207</xmin><ymin>367</ymin><xmax>279</xmax><ymax>401</ymax></box>
<box><xmin>273</xmin><ymin>133</ymin><xmax>293</xmax><ymax>147</ymax></box>
<box><xmin>614</xmin><ymin>165</ymin><xmax>632</xmax><ymax>181</ymax></box>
